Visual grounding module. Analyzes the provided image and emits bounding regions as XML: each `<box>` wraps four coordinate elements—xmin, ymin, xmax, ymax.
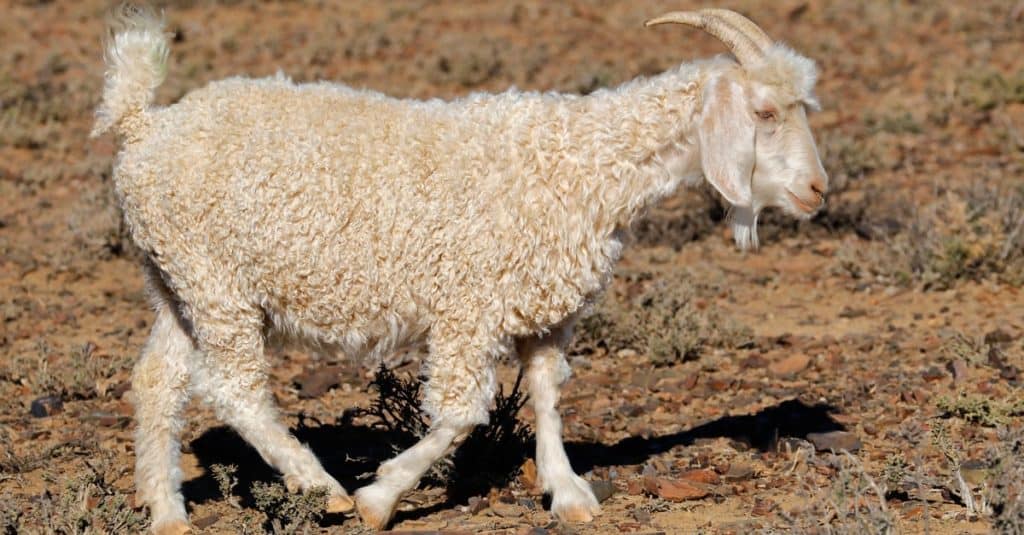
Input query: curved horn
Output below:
<box><xmin>700</xmin><ymin>9</ymin><xmax>773</xmax><ymax>51</ymax></box>
<box><xmin>645</xmin><ymin>11</ymin><xmax>764</xmax><ymax>66</ymax></box>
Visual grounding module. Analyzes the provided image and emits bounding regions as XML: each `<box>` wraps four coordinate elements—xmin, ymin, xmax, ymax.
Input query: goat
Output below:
<box><xmin>93</xmin><ymin>6</ymin><xmax>828</xmax><ymax>533</ymax></box>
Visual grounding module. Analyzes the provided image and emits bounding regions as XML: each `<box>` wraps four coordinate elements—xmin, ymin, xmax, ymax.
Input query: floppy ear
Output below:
<box><xmin>698</xmin><ymin>75</ymin><xmax>754</xmax><ymax>208</ymax></box>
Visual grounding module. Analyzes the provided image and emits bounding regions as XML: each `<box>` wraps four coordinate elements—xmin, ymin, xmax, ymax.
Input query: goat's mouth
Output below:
<box><xmin>785</xmin><ymin>189</ymin><xmax>820</xmax><ymax>215</ymax></box>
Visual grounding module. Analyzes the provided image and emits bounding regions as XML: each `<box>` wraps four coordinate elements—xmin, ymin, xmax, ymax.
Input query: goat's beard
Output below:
<box><xmin>730</xmin><ymin>205</ymin><xmax>760</xmax><ymax>251</ymax></box>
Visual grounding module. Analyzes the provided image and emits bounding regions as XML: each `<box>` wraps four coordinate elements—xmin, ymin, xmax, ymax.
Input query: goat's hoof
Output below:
<box><xmin>151</xmin><ymin>519</ymin><xmax>191</xmax><ymax>535</ymax></box>
<box><xmin>354</xmin><ymin>486</ymin><xmax>395</xmax><ymax>530</ymax></box>
<box><xmin>283</xmin><ymin>475</ymin><xmax>302</xmax><ymax>494</ymax></box>
<box><xmin>554</xmin><ymin>502</ymin><xmax>601</xmax><ymax>523</ymax></box>
<box><xmin>326</xmin><ymin>493</ymin><xmax>355</xmax><ymax>514</ymax></box>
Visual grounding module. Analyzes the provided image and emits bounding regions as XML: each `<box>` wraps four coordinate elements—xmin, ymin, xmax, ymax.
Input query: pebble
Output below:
<box><xmin>948</xmin><ymin>359</ymin><xmax>969</xmax><ymax>384</ymax></box>
<box><xmin>30</xmin><ymin>395</ymin><xmax>63</xmax><ymax>417</ymax></box>
<box><xmin>680</xmin><ymin>468</ymin><xmax>720</xmax><ymax>485</ymax></box>
<box><xmin>589</xmin><ymin>479</ymin><xmax>615</xmax><ymax>503</ymax></box>
<box><xmin>632</xmin><ymin>508</ymin><xmax>652</xmax><ymax>523</ymax></box>
<box><xmin>649</xmin><ymin>478</ymin><xmax>710</xmax><ymax>502</ymax></box>
<box><xmin>192</xmin><ymin>514</ymin><xmax>219</xmax><ymax>529</ymax></box>
<box><xmin>769</xmin><ymin>353</ymin><xmax>811</xmax><ymax>377</ymax></box>
<box><xmin>723</xmin><ymin>463</ymin><xmax>755</xmax><ymax>482</ymax></box>
<box><xmin>519</xmin><ymin>458</ymin><xmax>538</xmax><ymax>489</ymax></box>
<box><xmin>465</xmin><ymin>496</ymin><xmax>489</xmax><ymax>515</ymax></box>
<box><xmin>806</xmin><ymin>430</ymin><xmax>862</xmax><ymax>452</ymax></box>
<box><xmin>491</xmin><ymin>501</ymin><xmax>524</xmax><ymax>518</ymax></box>
<box><xmin>294</xmin><ymin>364</ymin><xmax>349</xmax><ymax>398</ymax></box>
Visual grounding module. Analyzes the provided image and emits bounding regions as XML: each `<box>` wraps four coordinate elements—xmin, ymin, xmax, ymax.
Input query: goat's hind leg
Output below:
<box><xmin>189</xmin><ymin>306</ymin><xmax>354</xmax><ymax>514</ymax></box>
<box><xmin>132</xmin><ymin>295</ymin><xmax>194</xmax><ymax>535</ymax></box>
<box><xmin>519</xmin><ymin>324</ymin><xmax>600</xmax><ymax>522</ymax></box>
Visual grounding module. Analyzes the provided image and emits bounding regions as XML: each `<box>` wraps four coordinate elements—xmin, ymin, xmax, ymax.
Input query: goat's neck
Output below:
<box><xmin>571</xmin><ymin>68</ymin><xmax>704</xmax><ymax>233</ymax></box>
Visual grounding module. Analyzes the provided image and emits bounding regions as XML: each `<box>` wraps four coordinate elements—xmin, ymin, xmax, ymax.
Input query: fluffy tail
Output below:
<box><xmin>91</xmin><ymin>4</ymin><xmax>169</xmax><ymax>138</ymax></box>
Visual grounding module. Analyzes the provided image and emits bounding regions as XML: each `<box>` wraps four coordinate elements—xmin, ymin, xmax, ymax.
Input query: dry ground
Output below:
<box><xmin>2</xmin><ymin>1</ymin><xmax>1023</xmax><ymax>534</ymax></box>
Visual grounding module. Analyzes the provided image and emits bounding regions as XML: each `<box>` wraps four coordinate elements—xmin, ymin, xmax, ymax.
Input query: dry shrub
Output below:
<box><xmin>67</xmin><ymin>182</ymin><xmax>134</xmax><ymax>263</ymax></box>
<box><xmin>779</xmin><ymin>451</ymin><xmax>898</xmax><ymax>535</ymax></box>
<box><xmin>578</xmin><ymin>269</ymin><xmax>752</xmax><ymax>366</ymax></box>
<box><xmin>16</xmin><ymin>454</ymin><xmax>147</xmax><ymax>534</ymax></box>
<box><xmin>250</xmin><ymin>481</ymin><xmax>327</xmax><ymax>535</ymax></box>
<box><xmin>936</xmin><ymin>393</ymin><xmax>1024</xmax><ymax>428</ymax></box>
<box><xmin>986</xmin><ymin>427</ymin><xmax>1024</xmax><ymax>533</ymax></box>
<box><xmin>837</xmin><ymin>183</ymin><xmax>1024</xmax><ymax>289</ymax></box>
<box><xmin>5</xmin><ymin>341</ymin><xmax>131</xmax><ymax>401</ymax></box>
<box><xmin>357</xmin><ymin>365</ymin><xmax>532</xmax><ymax>497</ymax></box>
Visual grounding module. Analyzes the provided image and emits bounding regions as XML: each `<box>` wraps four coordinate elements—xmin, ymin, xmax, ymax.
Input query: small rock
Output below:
<box><xmin>632</xmin><ymin>508</ymin><xmax>652</xmax><ymax>523</ymax></box>
<box><xmin>626</xmin><ymin>479</ymin><xmax>644</xmax><ymax>495</ymax></box>
<box><xmin>30</xmin><ymin>395</ymin><xmax>63</xmax><ymax>417</ymax></box>
<box><xmin>466</xmin><ymin>496</ymin><xmax>489</xmax><ymax>515</ymax></box>
<box><xmin>680</xmin><ymin>468</ymin><xmax>720</xmax><ymax>485</ymax></box>
<box><xmin>651</xmin><ymin>478</ymin><xmax>709</xmax><ymax>502</ymax></box>
<box><xmin>723</xmin><ymin>464</ymin><xmax>754</xmax><ymax>482</ymax></box>
<box><xmin>948</xmin><ymin>359</ymin><xmax>969</xmax><ymax>384</ymax></box>
<box><xmin>83</xmin><ymin>411</ymin><xmax>130</xmax><ymax>428</ymax></box>
<box><xmin>294</xmin><ymin>365</ymin><xmax>346</xmax><ymax>399</ymax></box>
<box><xmin>707</xmin><ymin>378</ymin><xmax>732</xmax><ymax>392</ymax></box>
<box><xmin>740</xmin><ymin>354</ymin><xmax>768</xmax><ymax>369</ymax></box>
<box><xmin>807</xmin><ymin>430</ymin><xmax>862</xmax><ymax>452</ymax></box>
<box><xmin>921</xmin><ymin>366</ymin><xmax>945</xmax><ymax>382</ymax></box>
<box><xmin>769</xmin><ymin>353</ymin><xmax>811</xmax><ymax>377</ymax></box>
<box><xmin>519</xmin><ymin>458</ymin><xmax>538</xmax><ymax>489</ymax></box>
<box><xmin>589</xmin><ymin>480</ymin><xmax>615</xmax><ymax>503</ymax></box>
<box><xmin>641</xmin><ymin>464</ymin><xmax>659</xmax><ymax>495</ymax></box>
<box><xmin>751</xmin><ymin>497</ymin><xmax>776</xmax><ymax>516</ymax></box>
<box><xmin>517</xmin><ymin>528</ymin><xmax>548</xmax><ymax>535</ymax></box>
<box><xmin>491</xmin><ymin>501</ymin><xmax>524</xmax><ymax>518</ymax></box>
<box><xmin>984</xmin><ymin>328</ymin><xmax>1014</xmax><ymax>345</ymax></box>
<box><xmin>838</xmin><ymin>306</ymin><xmax>867</xmax><ymax>319</ymax></box>
<box><xmin>193</xmin><ymin>514</ymin><xmax>219</xmax><ymax>529</ymax></box>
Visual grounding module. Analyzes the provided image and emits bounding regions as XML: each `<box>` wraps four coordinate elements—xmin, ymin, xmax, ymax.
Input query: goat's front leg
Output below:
<box><xmin>519</xmin><ymin>323</ymin><xmax>601</xmax><ymax>522</ymax></box>
<box><xmin>355</xmin><ymin>326</ymin><xmax>500</xmax><ymax>529</ymax></box>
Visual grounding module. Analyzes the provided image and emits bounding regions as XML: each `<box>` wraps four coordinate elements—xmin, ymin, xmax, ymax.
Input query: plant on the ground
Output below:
<box><xmin>578</xmin><ymin>269</ymin><xmax>752</xmax><ymax>365</ymax></box>
<box><xmin>356</xmin><ymin>365</ymin><xmax>532</xmax><ymax>497</ymax></box>
<box><xmin>250</xmin><ymin>481</ymin><xmax>328</xmax><ymax>535</ymax></box>
<box><xmin>779</xmin><ymin>452</ymin><xmax>897</xmax><ymax>534</ymax></box>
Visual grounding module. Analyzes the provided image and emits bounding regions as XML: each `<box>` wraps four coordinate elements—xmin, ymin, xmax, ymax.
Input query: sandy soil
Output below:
<box><xmin>2</xmin><ymin>1</ymin><xmax>1023</xmax><ymax>534</ymax></box>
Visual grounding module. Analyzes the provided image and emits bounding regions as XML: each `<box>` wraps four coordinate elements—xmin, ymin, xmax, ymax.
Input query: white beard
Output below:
<box><xmin>730</xmin><ymin>205</ymin><xmax>760</xmax><ymax>251</ymax></box>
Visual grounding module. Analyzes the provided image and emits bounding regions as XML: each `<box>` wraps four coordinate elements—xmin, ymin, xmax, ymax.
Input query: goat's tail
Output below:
<box><xmin>91</xmin><ymin>4</ymin><xmax>169</xmax><ymax>139</ymax></box>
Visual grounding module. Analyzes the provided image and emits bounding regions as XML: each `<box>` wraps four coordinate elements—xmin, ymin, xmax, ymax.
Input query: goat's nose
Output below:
<box><xmin>809</xmin><ymin>175</ymin><xmax>827</xmax><ymax>203</ymax></box>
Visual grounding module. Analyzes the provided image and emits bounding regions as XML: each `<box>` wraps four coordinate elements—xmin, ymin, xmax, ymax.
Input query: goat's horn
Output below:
<box><xmin>699</xmin><ymin>9</ymin><xmax>773</xmax><ymax>51</ymax></box>
<box><xmin>644</xmin><ymin>10</ymin><xmax>763</xmax><ymax>66</ymax></box>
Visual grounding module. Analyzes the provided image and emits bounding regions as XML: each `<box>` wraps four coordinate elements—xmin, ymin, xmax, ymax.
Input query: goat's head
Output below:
<box><xmin>647</xmin><ymin>9</ymin><xmax>828</xmax><ymax>250</ymax></box>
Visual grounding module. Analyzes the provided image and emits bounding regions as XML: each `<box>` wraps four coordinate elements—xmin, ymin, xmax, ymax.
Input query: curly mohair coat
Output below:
<box><xmin>94</xmin><ymin>6</ymin><xmax>828</xmax><ymax>534</ymax></box>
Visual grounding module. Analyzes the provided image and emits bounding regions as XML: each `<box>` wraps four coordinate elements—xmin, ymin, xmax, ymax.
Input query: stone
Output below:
<box><xmin>30</xmin><ymin>395</ymin><xmax>63</xmax><ymax>417</ymax></box>
<box><xmin>294</xmin><ymin>365</ymin><xmax>346</xmax><ymax>399</ymax></box>
<box><xmin>769</xmin><ymin>353</ymin><xmax>811</xmax><ymax>377</ymax></box>
<box><xmin>680</xmin><ymin>468</ymin><xmax>720</xmax><ymax>485</ymax></box>
<box><xmin>651</xmin><ymin>478</ymin><xmax>709</xmax><ymax>502</ymax></box>
<box><xmin>806</xmin><ymin>430</ymin><xmax>862</xmax><ymax>452</ymax></box>
<box><xmin>589</xmin><ymin>479</ymin><xmax>615</xmax><ymax>503</ymax></box>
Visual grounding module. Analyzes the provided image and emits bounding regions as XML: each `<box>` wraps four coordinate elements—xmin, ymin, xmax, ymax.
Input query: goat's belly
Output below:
<box><xmin>266</xmin><ymin>305</ymin><xmax>428</xmax><ymax>362</ymax></box>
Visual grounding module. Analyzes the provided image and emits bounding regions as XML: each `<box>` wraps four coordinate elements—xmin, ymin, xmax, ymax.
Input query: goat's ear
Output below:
<box><xmin>698</xmin><ymin>75</ymin><xmax>754</xmax><ymax>208</ymax></box>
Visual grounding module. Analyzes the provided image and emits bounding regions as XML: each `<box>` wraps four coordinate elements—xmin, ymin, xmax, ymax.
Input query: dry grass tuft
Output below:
<box><xmin>779</xmin><ymin>450</ymin><xmax>898</xmax><ymax>534</ymax></box>
<box><xmin>357</xmin><ymin>365</ymin><xmax>532</xmax><ymax>497</ymax></box>
<box><xmin>578</xmin><ymin>269</ymin><xmax>752</xmax><ymax>366</ymax></box>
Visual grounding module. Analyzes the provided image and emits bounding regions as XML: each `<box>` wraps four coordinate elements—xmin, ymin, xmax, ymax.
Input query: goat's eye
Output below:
<box><xmin>756</xmin><ymin>110</ymin><xmax>777</xmax><ymax>121</ymax></box>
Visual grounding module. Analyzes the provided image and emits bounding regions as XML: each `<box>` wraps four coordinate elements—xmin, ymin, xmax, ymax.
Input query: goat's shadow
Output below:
<box><xmin>184</xmin><ymin>398</ymin><xmax>843</xmax><ymax>523</ymax></box>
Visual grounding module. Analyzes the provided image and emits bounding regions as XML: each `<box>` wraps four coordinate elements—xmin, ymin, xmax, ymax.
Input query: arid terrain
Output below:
<box><xmin>2</xmin><ymin>1</ymin><xmax>1023</xmax><ymax>534</ymax></box>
